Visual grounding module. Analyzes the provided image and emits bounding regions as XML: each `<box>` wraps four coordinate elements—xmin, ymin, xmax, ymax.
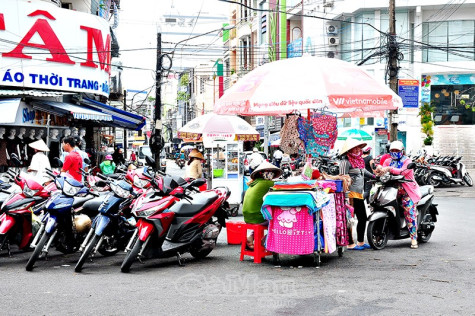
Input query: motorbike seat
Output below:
<box><xmin>72</xmin><ymin>195</ymin><xmax>94</xmax><ymax>208</ymax></box>
<box><xmin>170</xmin><ymin>191</ymin><xmax>219</xmax><ymax>216</ymax></box>
<box><xmin>419</xmin><ymin>185</ymin><xmax>433</xmax><ymax>198</ymax></box>
<box><xmin>107</xmin><ymin>174</ymin><xmax>122</xmax><ymax>179</ymax></box>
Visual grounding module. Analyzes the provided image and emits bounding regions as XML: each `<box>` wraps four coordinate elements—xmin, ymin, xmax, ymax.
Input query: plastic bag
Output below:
<box><xmin>301</xmin><ymin>157</ymin><xmax>313</xmax><ymax>180</ymax></box>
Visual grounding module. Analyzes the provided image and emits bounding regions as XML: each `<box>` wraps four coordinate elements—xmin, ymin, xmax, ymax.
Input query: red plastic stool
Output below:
<box><xmin>240</xmin><ymin>224</ymin><xmax>272</xmax><ymax>263</ymax></box>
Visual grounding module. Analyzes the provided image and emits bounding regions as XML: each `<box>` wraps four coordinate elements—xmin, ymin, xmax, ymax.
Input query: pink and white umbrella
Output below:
<box><xmin>177</xmin><ymin>113</ymin><xmax>259</xmax><ymax>142</ymax></box>
<box><xmin>214</xmin><ymin>56</ymin><xmax>402</xmax><ymax>116</ymax></box>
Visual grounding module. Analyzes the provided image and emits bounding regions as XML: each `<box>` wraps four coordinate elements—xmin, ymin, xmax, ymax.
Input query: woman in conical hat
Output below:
<box><xmin>186</xmin><ymin>149</ymin><xmax>205</xmax><ymax>179</ymax></box>
<box><xmin>339</xmin><ymin>138</ymin><xmax>375</xmax><ymax>250</ymax></box>
<box><xmin>243</xmin><ymin>161</ymin><xmax>282</xmax><ymax>249</ymax></box>
<box><xmin>27</xmin><ymin>139</ymin><xmax>51</xmax><ymax>184</ymax></box>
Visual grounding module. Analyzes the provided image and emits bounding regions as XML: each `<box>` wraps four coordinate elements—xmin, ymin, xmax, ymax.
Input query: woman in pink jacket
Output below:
<box><xmin>377</xmin><ymin>141</ymin><xmax>421</xmax><ymax>249</ymax></box>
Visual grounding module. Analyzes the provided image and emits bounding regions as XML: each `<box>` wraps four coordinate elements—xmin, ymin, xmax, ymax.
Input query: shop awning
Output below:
<box><xmin>32</xmin><ymin>100</ymin><xmax>113</xmax><ymax>121</ymax></box>
<box><xmin>0</xmin><ymin>98</ymin><xmax>21</xmax><ymax>124</ymax></box>
<box><xmin>81</xmin><ymin>97</ymin><xmax>147</xmax><ymax>131</ymax></box>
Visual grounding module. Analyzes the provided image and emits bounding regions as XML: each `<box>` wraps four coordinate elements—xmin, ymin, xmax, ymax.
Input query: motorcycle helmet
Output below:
<box><xmin>73</xmin><ymin>214</ymin><xmax>92</xmax><ymax>233</ymax></box>
<box><xmin>389</xmin><ymin>140</ymin><xmax>404</xmax><ymax>151</ymax></box>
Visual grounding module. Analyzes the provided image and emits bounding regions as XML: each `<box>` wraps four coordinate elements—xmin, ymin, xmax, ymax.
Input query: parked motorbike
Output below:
<box><xmin>0</xmin><ymin>166</ymin><xmax>56</xmax><ymax>256</ymax></box>
<box><xmin>121</xmin><ymin>164</ymin><xmax>230</xmax><ymax>272</ymax></box>
<box><xmin>366</xmin><ymin>163</ymin><xmax>438</xmax><ymax>250</ymax></box>
<box><xmin>427</xmin><ymin>156</ymin><xmax>473</xmax><ymax>187</ymax></box>
<box><xmin>74</xmin><ymin>175</ymin><xmax>137</xmax><ymax>272</ymax></box>
<box><xmin>281</xmin><ymin>162</ymin><xmax>292</xmax><ymax>179</ymax></box>
<box><xmin>25</xmin><ymin>170</ymin><xmax>99</xmax><ymax>271</ymax></box>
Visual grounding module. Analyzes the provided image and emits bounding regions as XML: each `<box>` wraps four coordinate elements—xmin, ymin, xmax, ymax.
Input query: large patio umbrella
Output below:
<box><xmin>177</xmin><ymin>113</ymin><xmax>259</xmax><ymax>143</ymax></box>
<box><xmin>214</xmin><ymin>56</ymin><xmax>402</xmax><ymax>116</ymax></box>
<box><xmin>337</xmin><ymin>129</ymin><xmax>373</xmax><ymax>141</ymax></box>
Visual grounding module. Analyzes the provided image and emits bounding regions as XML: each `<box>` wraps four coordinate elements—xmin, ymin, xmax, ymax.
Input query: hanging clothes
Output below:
<box><xmin>280</xmin><ymin>115</ymin><xmax>304</xmax><ymax>155</ymax></box>
<box><xmin>320</xmin><ymin>194</ymin><xmax>337</xmax><ymax>254</ymax></box>
<box><xmin>297</xmin><ymin>112</ymin><xmax>338</xmax><ymax>157</ymax></box>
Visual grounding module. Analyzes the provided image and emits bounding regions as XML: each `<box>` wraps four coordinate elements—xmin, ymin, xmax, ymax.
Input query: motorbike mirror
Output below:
<box><xmin>145</xmin><ymin>155</ymin><xmax>155</xmax><ymax>167</ymax></box>
<box><xmin>83</xmin><ymin>158</ymin><xmax>91</xmax><ymax>165</ymax></box>
<box><xmin>407</xmin><ymin>162</ymin><xmax>416</xmax><ymax>170</ymax></box>
<box><xmin>54</xmin><ymin>157</ymin><xmax>63</xmax><ymax>168</ymax></box>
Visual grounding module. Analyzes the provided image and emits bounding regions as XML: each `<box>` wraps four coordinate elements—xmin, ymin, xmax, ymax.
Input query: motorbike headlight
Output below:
<box><xmin>111</xmin><ymin>183</ymin><xmax>131</xmax><ymax>199</ymax></box>
<box><xmin>63</xmin><ymin>181</ymin><xmax>81</xmax><ymax>197</ymax></box>
<box><xmin>23</xmin><ymin>183</ymin><xmax>39</xmax><ymax>198</ymax></box>
<box><xmin>133</xmin><ymin>175</ymin><xmax>148</xmax><ymax>189</ymax></box>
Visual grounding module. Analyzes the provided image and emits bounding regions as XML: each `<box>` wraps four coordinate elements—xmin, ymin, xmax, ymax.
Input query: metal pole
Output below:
<box><xmin>154</xmin><ymin>33</ymin><xmax>162</xmax><ymax>169</ymax></box>
<box><xmin>123</xmin><ymin>89</ymin><xmax>127</xmax><ymax>160</ymax></box>
<box><xmin>388</xmin><ymin>0</ymin><xmax>399</xmax><ymax>142</ymax></box>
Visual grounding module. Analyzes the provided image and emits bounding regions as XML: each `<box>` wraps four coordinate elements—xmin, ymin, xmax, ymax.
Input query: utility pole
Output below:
<box><xmin>152</xmin><ymin>33</ymin><xmax>162</xmax><ymax>169</ymax></box>
<box><xmin>388</xmin><ymin>0</ymin><xmax>399</xmax><ymax>142</ymax></box>
<box><xmin>123</xmin><ymin>89</ymin><xmax>127</xmax><ymax>159</ymax></box>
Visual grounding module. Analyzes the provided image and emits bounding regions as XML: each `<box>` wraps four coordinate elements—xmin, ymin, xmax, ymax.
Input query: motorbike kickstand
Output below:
<box><xmin>6</xmin><ymin>243</ymin><xmax>11</xmax><ymax>257</ymax></box>
<box><xmin>176</xmin><ymin>252</ymin><xmax>185</xmax><ymax>266</ymax></box>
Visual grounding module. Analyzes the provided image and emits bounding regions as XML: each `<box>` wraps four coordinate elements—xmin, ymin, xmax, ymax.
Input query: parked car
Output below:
<box><xmin>243</xmin><ymin>151</ymin><xmax>268</xmax><ymax>175</ymax></box>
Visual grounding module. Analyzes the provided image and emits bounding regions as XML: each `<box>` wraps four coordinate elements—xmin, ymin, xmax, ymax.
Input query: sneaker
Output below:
<box><xmin>360</xmin><ymin>243</ymin><xmax>371</xmax><ymax>249</ymax></box>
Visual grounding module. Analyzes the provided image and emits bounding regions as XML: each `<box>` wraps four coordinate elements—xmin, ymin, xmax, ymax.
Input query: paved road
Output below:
<box><xmin>1</xmin><ymin>188</ymin><xmax>473</xmax><ymax>315</ymax></box>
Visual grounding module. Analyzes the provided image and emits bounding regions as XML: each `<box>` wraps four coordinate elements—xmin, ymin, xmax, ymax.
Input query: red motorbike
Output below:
<box><xmin>121</xmin><ymin>165</ymin><xmax>229</xmax><ymax>272</ymax></box>
<box><xmin>0</xmin><ymin>169</ymin><xmax>56</xmax><ymax>256</ymax></box>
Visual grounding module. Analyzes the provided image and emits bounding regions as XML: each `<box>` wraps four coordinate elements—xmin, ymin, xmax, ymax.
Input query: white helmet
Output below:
<box><xmin>389</xmin><ymin>140</ymin><xmax>404</xmax><ymax>151</ymax></box>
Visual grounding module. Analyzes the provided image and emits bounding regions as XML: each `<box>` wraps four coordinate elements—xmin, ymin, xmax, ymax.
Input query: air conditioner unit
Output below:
<box><xmin>326</xmin><ymin>24</ymin><xmax>338</xmax><ymax>35</ymax></box>
<box><xmin>328</xmin><ymin>37</ymin><xmax>339</xmax><ymax>46</ymax></box>
<box><xmin>327</xmin><ymin>47</ymin><xmax>339</xmax><ymax>59</ymax></box>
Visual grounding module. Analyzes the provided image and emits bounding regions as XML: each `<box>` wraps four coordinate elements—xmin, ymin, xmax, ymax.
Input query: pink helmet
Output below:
<box><xmin>105</xmin><ymin>154</ymin><xmax>113</xmax><ymax>160</ymax></box>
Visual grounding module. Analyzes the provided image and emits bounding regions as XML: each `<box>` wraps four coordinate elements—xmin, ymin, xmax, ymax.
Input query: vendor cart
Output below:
<box><xmin>261</xmin><ymin>180</ymin><xmax>348</xmax><ymax>266</ymax></box>
<box><xmin>209</xmin><ymin>140</ymin><xmax>244</xmax><ymax>205</ymax></box>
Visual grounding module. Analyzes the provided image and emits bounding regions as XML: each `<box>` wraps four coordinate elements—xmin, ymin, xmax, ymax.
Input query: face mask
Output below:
<box><xmin>390</xmin><ymin>151</ymin><xmax>403</xmax><ymax>160</ymax></box>
<box><xmin>262</xmin><ymin>171</ymin><xmax>274</xmax><ymax>180</ymax></box>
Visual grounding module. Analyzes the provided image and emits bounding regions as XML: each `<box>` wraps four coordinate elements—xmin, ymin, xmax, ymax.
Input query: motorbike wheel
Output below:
<box><xmin>121</xmin><ymin>238</ymin><xmax>143</xmax><ymax>273</ymax></box>
<box><xmin>25</xmin><ymin>231</ymin><xmax>51</xmax><ymax>271</ymax></box>
<box><xmin>189</xmin><ymin>243</ymin><xmax>213</xmax><ymax>259</ymax></box>
<box><xmin>427</xmin><ymin>173</ymin><xmax>441</xmax><ymax>188</ymax></box>
<box><xmin>463</xmin><ymin>173</ymin><xmax>473</xmax><ymax>187</ymax></box>
<box><xmin>98</xmin><ymin>236</ymin><xmax>120</xmax><ymax>257</ymax></box>
<box><xmin>367</xmin><ymin>218</ymin><xmax>389</xmax><ymax>250</ymax></box>
<box><xmin>75</xmin><ymin>234</ymin><xmax>100</xmax><ymax>272</ymax></box>
<box><xmin>418</xmin><ymin>214</ymin><xmax>433</xmax><ymax>243</ymax></box>
<box><xmin>0</xmin><ymin>233</ymin><xmax>8</xmax><ymax>250</ymax></box>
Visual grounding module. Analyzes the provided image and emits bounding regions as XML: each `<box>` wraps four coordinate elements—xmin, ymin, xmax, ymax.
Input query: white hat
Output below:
<box><xmin>340</xmin><ymin>138</ymin><xmax>367</xmax><ymax>156</ymax></box>
<box><xmin>28</xmin><ymin>139</ymin><xmax>50</xmax><ymax>152</ymax></box>
<box><xmin>250</xmin><ymin>161</ymin><xmax>282</xmax><ymax>180</ymax></box>
<box><xmin>389</xmin><ymin>140</ymin><xmax>404</xmax><ymax>151</ymax></box>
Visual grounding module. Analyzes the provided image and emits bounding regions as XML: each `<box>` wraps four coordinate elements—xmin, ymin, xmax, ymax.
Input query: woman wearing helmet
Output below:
<box><xmin>100</xmin><ymin>154</ymin><xmax>116</xmax><ymax>175</ymax></box>
<box><xmin>339</xmin><ymin>138</ymin><xmax>376</xmax><ymax>250</ymax></box>
<box><xmin>376</xmin><ymin>140</ymin><xmax>421</xmax><ymax>249</ymax></box>
<box><xmin>186</xmin><ymin>149</ymin><xmax>205</xmax><ymax>179</ymax></box>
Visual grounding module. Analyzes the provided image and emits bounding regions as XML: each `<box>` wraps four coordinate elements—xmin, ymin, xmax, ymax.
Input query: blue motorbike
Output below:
<box><xmin>26</xmin><ymin>173</ymin><xmax>99</xmax><ymax>271</ymax></box>
<box><xmin>74</xmin><ymin>176</ymin><xmax>136</xmax><ymax>272</ymax></box>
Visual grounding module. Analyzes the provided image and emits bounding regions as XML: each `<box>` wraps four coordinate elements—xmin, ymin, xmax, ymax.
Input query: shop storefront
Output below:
<box><xmin>0</xmin><ymin>1</ymin><xmax>146</xmax><ymax>169</ymax></box>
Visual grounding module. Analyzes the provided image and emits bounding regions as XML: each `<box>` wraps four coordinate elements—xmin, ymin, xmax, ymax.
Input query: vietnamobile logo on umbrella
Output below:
<box><xmin>330</xmin><ymin>96</ymin><xmax>391</xmax><ymax>108</ymax></box>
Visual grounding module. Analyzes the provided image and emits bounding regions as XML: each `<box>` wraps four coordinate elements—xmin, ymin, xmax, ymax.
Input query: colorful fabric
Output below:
<box><xmin>333</xmin><ymin>193</ymin><xmax>349</xmax><ymax>246</ymax></box>
<box><xmin>261</xmin><ymin>190</ymin><xmax>330</xmax><ymax>220</ymax></box>
<box><xmin>398</xmin><ymin>186</ymin><xmax>418</xmax><ymax>240</ymax></box>
<box><xmin>265</xmin><ymin>206</ymin><xmax>315</xmax><ymax>255</ymax></box>
<box><xmin>389</xmin><ymin>152</ymin><xmax>407</xmax><ymax>169</ymax></box>
<box><xmin>272</xmin><ymin>180</ymin><xmax>319</xmax><ymax>191</ymax></box>
<box><xmin>242</xmin><ymin>178</ymin><xmax>275</xmax><ymax>224</ymax></box>
<box><xmin>297</xmin><ymin>114</ymin><xmax>338</xmax><ymax>158</ymax></box>
<box><xmin>100</xmin><ymin>160</ymin><xmax>116</xmax><ymax>175</ymax></box>
<box><xmin>346</xmin><ymin>151</ymin><xmax>365</xmax><ymax>169</ymax></box>
<box><xmin>280</xmin><ymin>116</ymin><xmax>304</xmax><ymax>154</ymax></box>
<box><xmin>321</xmin><ymin>194</ymin><xmax>337</xmax><ymax>253</ymax></box>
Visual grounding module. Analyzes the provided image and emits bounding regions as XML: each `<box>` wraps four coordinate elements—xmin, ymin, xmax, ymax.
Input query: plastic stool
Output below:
<box><xmin>240</xmin><ymin>224</ymin><xmax>273</xmax><ymax>263</ymax></box>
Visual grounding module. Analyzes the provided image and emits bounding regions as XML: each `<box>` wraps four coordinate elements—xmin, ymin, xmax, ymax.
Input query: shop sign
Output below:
<box><xmin>398</xmin><ymin>79</ymin><xmax>419</xmax><ymax>108</ymax></box>
<box><xmin>375</xmin><ymin>128</ymin><xmax>388</xmax><ymax>136</ymax></box>
<box><xmin>429</xmin><ymin>74</ymin><xmax>475</xmax><ymax>85</ymax></box>
<box><xmin>421</xmin><ymin>75</ymin><xmax>431</xmax><ymax>104</ymax></box>
<box><xmin>287</xmin><ymin>38</ymin><xmax>303</xmax><ymax>58</ymax></box>
<box><xmin>0</xmin><ymin>0</ymin><xmax>111</xmax><ymax>97</ymax></box>
<box><xmin>18</xmin><ymin>102</ymin><xmax>68</xmax><ymax>127</ymax></box>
